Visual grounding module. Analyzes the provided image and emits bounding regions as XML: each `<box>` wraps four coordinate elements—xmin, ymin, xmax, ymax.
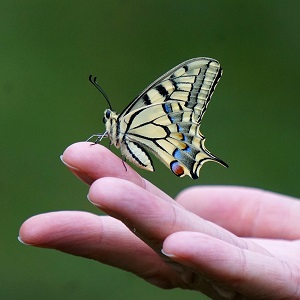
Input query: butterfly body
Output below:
<box><xmin>92</xmin><ymin>58</ymin><xmax>227</xmax><ymax>179</ymax></box>
<box><xmin>103</xmin><ymin>108</ymin><xmax>155</xmax><ymax>172</ymax></box>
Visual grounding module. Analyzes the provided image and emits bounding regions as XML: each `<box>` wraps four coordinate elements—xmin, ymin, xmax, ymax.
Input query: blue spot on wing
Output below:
<box><xmin>176</xmin><ymin>123</ymin><xmax>191</xmax><ymax>134</ymax></box>
<box><xmin>163</xmin><ymin>103</ymin><xmax>172</xmax><ymax>114</ymax></box>
<box><xmin>173</xmin><ymin>149</ymin><xmax>182</xmax><ymax>160</ymax></box>
<box><xmin>163</xmin><ymin>103</ymin><xmax>176</xmax><ymax>123</ymax></box>
<box><xmin>177</xmin><ymin>124</ymin><xmax>183</xmax><ymax>132</ymax></box>
<box><xmin>174</xmin><ymin>147</ymin><xmax>192</xmax><ymax>161</ymax></box>
<box><xmin>185</xmin><ymin>146</ymin><xmax>192</xmax><ymax>154</ymax></box>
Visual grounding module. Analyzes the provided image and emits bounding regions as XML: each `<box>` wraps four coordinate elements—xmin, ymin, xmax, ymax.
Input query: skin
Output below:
<box><xmin>19</xmin><ymin>142</ymin><xmax>300</xmax><ymax>299</ymax></box>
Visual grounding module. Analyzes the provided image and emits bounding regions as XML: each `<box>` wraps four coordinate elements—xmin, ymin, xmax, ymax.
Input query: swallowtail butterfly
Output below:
<box><xmin>88</xmin><ymin>58</ymin><xmax>227</xmax><ymax>179</ymax></box>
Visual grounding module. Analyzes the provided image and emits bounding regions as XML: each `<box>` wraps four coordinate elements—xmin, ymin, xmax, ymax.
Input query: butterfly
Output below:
<box><xmin>88</xmin><ymin>57</ymin><xmax>227</xmax><ymax>179</ymax></box>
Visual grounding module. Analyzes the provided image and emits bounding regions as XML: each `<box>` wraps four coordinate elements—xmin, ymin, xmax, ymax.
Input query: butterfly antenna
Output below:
<box><xmin>89</xmin><ymin>75</ymin><xmax>112</xmax><ymax>110</ymax></box>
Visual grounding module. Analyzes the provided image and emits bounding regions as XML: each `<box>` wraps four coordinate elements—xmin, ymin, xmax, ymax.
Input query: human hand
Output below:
<box><xmin>19</xmin><ymin>142</ymin><xmax>300</xmax><ymax>299</ymax></box>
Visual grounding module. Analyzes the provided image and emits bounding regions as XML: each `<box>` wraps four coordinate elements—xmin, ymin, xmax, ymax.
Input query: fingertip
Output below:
<box><xmin>61</xmin><ymin>141</ymin><xmax>102</xmax><ymax>170</ymax></box>
<box><xmin>60</xmin><ymin>154</ymin><xmax>80</xmax><ymax>171</ymax></box>
<box><xmin>87</xmin><ymin>189</ymin><xmax>105</xmax><ymax>209</ymax></box>
<box><xmin>18</xmin><ymin>215</ymin><xmax>42</xmax><ymax>246</ymax></box>
<box><xmin>17</xmin><ymin>236</ymin><xmax>32</xmax><ymax>246</ymax></box>
<box><xmin>61</xmin><ymin>142</ymin><xmax>142</xmax><ymax>185</ymax></box>
<box><xmin>162</xmin><ymin>232</ymin><xmax>214</xmax><ymax>260</ymax></box>
<box><xmin>61</xmin><ymin>142</ymin><xmax>104</xmax><ymax>185</ymax></box>
<box><xmin>88</xmin><ymin>177</ymin><xmax>136</xmax><ymax>208</ymax></box>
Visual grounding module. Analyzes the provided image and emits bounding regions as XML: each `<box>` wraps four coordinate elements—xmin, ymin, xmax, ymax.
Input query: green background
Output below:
<box><xmin>2</xmin><ymin>1</ymin><xmax>300</xmax><ymax>299</ymax></box>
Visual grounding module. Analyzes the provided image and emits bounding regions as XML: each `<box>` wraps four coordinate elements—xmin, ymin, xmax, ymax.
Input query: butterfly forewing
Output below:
<box><xmin>100</xmin><ymin>57</ymin><xmax>226</xmax><ymax>178</ymax></box>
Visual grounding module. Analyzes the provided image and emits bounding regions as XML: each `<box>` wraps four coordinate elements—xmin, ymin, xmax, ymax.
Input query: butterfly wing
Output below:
<box><xmin>117</xmin><ymin>57</ymin><xmax>227</xmax><ymax>178</ymax></box>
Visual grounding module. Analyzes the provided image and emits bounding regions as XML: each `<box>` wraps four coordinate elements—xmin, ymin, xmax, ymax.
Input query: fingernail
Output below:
<box><xmin>61</xmin><ymin>155</ymin><xmax>94</xmax><ymax>185</ymax></box>
<box><xmin>161</xmin><ymin>248</ymin><xmax>177</xmax><ymax>258</ymax></box>
<box><xmin>87</xmin><ymin>193</ymin><xmax>104</xmax><ymax>208</ymax></box>
<box><xmin>18</xmin><ymin>236</ymin><xmax>32</xmax><ymax>246</ymax></box>
<box><xmin>60</xmin><ymin>155</ymin><xmax>80</xmax><ymax>171</ymax></box>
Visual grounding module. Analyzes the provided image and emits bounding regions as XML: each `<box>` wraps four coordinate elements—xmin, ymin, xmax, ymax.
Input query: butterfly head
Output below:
<box><xmin>103</xmin><ymin>109</ymin><xmax>119</xmax><ymax>147</ymax></box>
<box><xmin>103</xmin><ymin>109</ymin><xmax>112</xmax><ymax>123</ymax></box>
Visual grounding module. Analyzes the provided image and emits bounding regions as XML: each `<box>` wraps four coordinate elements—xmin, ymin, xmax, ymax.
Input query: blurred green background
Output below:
<box><xmin>2</xmin><ymin>1</ymin><xmax>300</xmax><ymax>299</ymax></box>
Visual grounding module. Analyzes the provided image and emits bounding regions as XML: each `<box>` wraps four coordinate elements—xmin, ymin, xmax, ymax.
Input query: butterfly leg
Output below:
<box><xmin>86</xmin><ymin>132</ymin><xmax>108</xmax><ymax>144</ymax></box>
<box><xmin>121</xmin><ymin>155</ymin><xmax>128</xmax><ymax>172</ymax></box>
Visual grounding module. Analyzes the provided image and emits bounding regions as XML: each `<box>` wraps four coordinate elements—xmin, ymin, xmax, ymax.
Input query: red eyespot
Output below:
<box><xmin>170</xmin><ymin>161</ymin><xmax>184</xmax><ymax>177</ymax></box>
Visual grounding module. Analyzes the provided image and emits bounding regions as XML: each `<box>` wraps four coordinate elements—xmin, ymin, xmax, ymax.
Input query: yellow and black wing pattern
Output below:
<box><xmin>99</xmin><ymin>57</ymin><xmax>227</xmax><ymax>179</ymax></box>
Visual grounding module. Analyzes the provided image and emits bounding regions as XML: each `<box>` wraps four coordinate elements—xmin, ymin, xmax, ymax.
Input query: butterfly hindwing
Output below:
<box><xmin>122</xmin><ymin>103</ymin><xmax>222</xmax><ymax>178</ymax></box>
<box><xmin>100</xmin><ymin>57</ymin><xmax>227</xmax><ymax>178</ymax></box>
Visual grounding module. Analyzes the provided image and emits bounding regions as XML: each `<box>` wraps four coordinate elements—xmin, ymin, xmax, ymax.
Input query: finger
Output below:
<box><xmin>247</xmin><ymin>239</ymin><xmax>300</xmax><ymax>265</ymax></box>
<box><xmin>88</xmin><ymin>178</ymin><xmax>270</xmax><ymax>256</ymax></box>
<box><xmin>61</xmin><ymin>142</ymin><xmax>172</xmax><ymax>202</ymax></box>
<box><xmin>176</xmin><ymin>186</ymin><xmax>300</xmax><ymax>239</ymax></box>
<box><xmin>163</xmin><ymin>231</ymin><xmax>300</xmax><ymax>299</ymax></box>
<box><xmin>19</xmin><ymin>211</ymin><xmax>180</xmax><ymax>289</ymax></box>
